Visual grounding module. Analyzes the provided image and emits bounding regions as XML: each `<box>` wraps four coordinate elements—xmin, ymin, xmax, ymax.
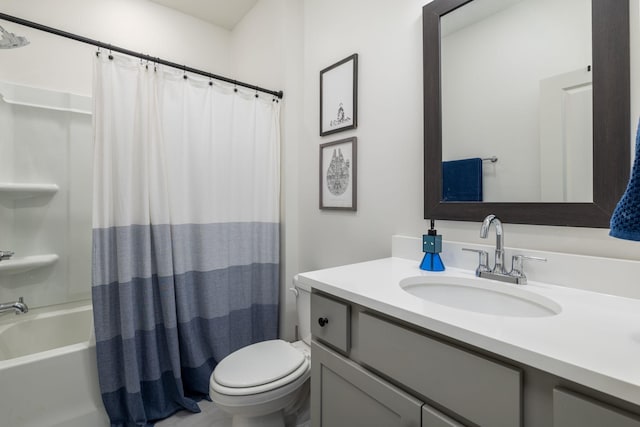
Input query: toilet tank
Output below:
<box><xmin>292</xmin><ymin>275</ymin><xmax>311</xmax><ymax>345</ymax></box>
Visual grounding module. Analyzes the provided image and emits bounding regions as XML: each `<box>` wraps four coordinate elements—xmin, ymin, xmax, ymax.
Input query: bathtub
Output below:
<box><xmin>0</xmin><ymin>302</ymin><xmax>109</xmax><ymax>427</ymax></box>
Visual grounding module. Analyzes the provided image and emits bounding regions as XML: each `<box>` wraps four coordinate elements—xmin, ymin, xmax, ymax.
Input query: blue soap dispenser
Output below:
<box><xmin>420</xmin><ymin>220</ymin><xmax>445</xmax><ymax>271</ymax></box>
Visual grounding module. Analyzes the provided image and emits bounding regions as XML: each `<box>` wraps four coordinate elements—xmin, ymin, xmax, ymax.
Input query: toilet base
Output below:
<box><xmin>231</xmin><ymin>410</ymin><xmax>284</xmax><ymax>427</ymax></box>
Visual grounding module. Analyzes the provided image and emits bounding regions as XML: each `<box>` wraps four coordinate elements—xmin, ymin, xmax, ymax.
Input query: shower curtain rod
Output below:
<box><xmin>0</xmin><ymin>13</ymin><xmax>284</xmax><ymax>99</ymax></box>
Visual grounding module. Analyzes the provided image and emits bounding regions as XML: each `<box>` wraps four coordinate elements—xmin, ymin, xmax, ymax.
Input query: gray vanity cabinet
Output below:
<box><xmin>358</xmin><ymin>312</ymin><xmax>521</xmax><ymax>427</ymax></box>
<box><xmin>422</xmin><ymin>406</ymin><xmax>465</xmax><ymax>427</ymax></box>
<box><xmin>311</xmin><ymin>341</ymin><xmax>423</xmax><ymax>427</ymax></box>
<box><xmin>311</xmin><ymin>339</ymin><xmax>463</xmax><ymax>427</ymax></box>
<box><xmin>311</xmin><ymin>292</ymin><xmax>479</xmax><ymax>426</ymax></box>
<box><xmin>310</xmin><ymin>290</ymin><xmax>640</xmax><ymax>427</ymax></box>
<box><xmin>553</xmin><ymin>388</ymin><xmax>640</xmax><ymax>427</ymax></box>
<box><xmin>310</xmin><ymin>293</ymin><xmax>350</xmax><ymax>354</ymax></box>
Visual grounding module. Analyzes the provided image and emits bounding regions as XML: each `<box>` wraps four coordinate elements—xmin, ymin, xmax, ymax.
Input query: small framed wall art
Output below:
<box><xmin>320</xmin><ymin>53</ymin><xmax>358</xmax><ymax>136</ymax></box>
<box><xmin>319</xmin><ymin>137</ymin><xmax>357</xmax><ymax>211</ymax></box>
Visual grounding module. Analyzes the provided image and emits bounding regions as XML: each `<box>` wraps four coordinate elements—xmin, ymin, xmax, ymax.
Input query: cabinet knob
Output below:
<box><xmin>318</xmin><ymin>317</ymin><xmax>329</xmax><ymax>327</ymax></box>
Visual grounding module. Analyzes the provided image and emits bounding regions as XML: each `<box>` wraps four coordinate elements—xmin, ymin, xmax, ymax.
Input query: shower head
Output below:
<box><xmin>0</xmin><ymin>25</ymin><xmax>29</xmax><ymax>49</ymax></box>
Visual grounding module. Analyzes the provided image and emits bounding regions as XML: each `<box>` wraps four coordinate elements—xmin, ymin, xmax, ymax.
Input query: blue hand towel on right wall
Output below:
<box><xmin>610</xmin><ymin>119</ymin><xmax>640</xmax><ymax>241</ymax></box>
<box><xmin>442</xmin><ymin>157</ymin><xmax>483</xmax><ymax>202</ymax></box>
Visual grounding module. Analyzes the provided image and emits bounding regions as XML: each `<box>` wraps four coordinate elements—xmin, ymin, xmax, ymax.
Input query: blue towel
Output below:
<box><xmin>610</xmin><ymin>119</ymin><xmax>640</xmax><ymax>241</ymax></box>
<box><xmin>442</xmin><ymin>158</ymin><xmax>483</xmax><ymax>202</ymax></box>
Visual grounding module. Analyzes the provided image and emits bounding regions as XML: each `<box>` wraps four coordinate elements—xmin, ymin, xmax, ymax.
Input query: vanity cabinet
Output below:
<box><xmin>312</xmin><ymin>341</ymin><xmax>463</xmax><ymax>427</ymax></box>
<box><xmin>311</xmin><ymin>341</ymin><xmax>422</xmax><ymax>426</ymax></box>
<box><xmin>310</xmin><ymin>291</ymin><xmax>640</xmax><ymax>427</ymax></box>
<box><xmin>311</xmin><ymin>292</ymin><xmax>498</xmax><ymax>426</ymax></box>
<box><xmin>553</xmin><ymin>388</ymin><xmax>640</xmax><ymax>427</ymax></box>
<box><xmin>358</xmin><ymin>312</ymin><xmax>521</xmax><ymax>427</ymax></box>
<box><xmin>310</xmin><ymin>293</ymin><xmax>350</xmax><ymax>354</ymax></box>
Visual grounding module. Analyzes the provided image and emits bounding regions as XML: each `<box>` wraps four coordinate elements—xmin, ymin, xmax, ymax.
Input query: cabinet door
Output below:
<box><xmin>359</xmin><ymin>312</ymin><xmax>521</xmax><ymax>427</ymax></box>
<box><xmin>553</xmin><ymin>388</ymin><xmax>640</xmax><ymax>427</ymax></box>
<box><xmin>311</xmin><ymin>340</ymin><xmax>422</xmax><ymax>427</ymax></box>
<box><xmin>422</xmin><ymin>404</ymin><xmax>466</xmax><ymax>427</ymax></box>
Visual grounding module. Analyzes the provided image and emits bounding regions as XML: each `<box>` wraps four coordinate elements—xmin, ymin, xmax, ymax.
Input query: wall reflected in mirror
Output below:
<box><xmin>440</xmin><ymin>0</ymin><xmax>592</xmax><ymax>203</ymax></box>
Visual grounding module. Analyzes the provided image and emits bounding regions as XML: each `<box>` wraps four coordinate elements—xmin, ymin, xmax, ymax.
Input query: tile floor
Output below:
<box><xmin>156</xmin><ymin>398</ymin><xmax>310</xmax><ymax>427</ymax></box>
<box><xmin>156</xmin><ymin>400</ymin><xmax>231</xmax><ymax>427</ymax></box>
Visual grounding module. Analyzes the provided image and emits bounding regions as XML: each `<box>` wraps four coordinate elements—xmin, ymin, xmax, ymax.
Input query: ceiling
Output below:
<box><xmin>149</xmin><ymin>0</ymin><xmax>259</xmax><ymax>30</ymax></box>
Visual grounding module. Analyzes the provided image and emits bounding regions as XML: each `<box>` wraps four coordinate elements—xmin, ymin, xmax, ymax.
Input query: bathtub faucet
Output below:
<box><xmin>0</xmin><ymin>250</ymin><xmax>14</xmax><ymax>261</ymax></box>
<box><xmin>0</xmin><ymin>297</ymin><xmax>28</xmax><ymax>315</ymax></box>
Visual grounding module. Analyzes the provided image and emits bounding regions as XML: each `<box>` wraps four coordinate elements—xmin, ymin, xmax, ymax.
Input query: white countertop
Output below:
<box><xmin>298</xmin><ymin>257</ymin><xmax>640</xmax><ymax>407</ymax></box>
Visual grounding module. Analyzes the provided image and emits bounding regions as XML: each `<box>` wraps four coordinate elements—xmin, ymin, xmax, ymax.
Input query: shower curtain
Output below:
<box><xmin>91</xmin><ymin>54</ymin><xmax>280</xmax><ymax>426</ymax></box>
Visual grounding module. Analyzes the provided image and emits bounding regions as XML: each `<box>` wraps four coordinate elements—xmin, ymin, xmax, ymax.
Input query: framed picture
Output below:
<box><xmin>320</xmin><ymin>137</ymin><xmax>357</xmax><ymax>211</ymax></box>
<box><xmin>320</xmin><ymin>54</ymin><xmax>358</xmax><ymax>136</ymax></box>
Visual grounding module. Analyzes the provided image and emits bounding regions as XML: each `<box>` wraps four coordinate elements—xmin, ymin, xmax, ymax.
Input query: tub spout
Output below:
<box><xmin>0</xmin><ymin>297</ymin><xmax>28</xmax><ymax>315</ymax></box>
<box><xmin>0</xmin><ymin>250</ymin><xmax>14</xmax><ymax>261</ymax></box>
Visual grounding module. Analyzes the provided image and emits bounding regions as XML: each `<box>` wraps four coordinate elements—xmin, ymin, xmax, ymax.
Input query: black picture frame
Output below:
<box><xmin>319</xmin><ymin>137</ymin><xmax>357</xmax><ymax>211</ymax></box>
<box><xmin>320</xmin><ymin>54</ymin><xmax>358</xmax><ymax>136</ymax></box>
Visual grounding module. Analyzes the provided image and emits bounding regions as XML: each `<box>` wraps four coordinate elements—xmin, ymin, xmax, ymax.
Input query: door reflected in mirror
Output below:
<box><xmin>440</xmin><ymin>0</ymin><xmax>592</xmax><ymax>203</ymax></box>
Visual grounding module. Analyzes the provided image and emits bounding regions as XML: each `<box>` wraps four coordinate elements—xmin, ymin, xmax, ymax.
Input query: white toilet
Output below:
<box><xmin>209</xmin><ymin>276</ymin><xmax>311</xmax><ymax>427</ymax></box>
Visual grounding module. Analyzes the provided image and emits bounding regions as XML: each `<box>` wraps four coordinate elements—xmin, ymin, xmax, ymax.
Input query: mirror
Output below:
<box><xmin>423</xmin><ymin>0</ymin><xmax>630</xmax><ymax>227</ymax></box>
<box><xmin>442</xmin><ymin>0</ymin><xmax>593</xmax><ymax>203</ymax></box>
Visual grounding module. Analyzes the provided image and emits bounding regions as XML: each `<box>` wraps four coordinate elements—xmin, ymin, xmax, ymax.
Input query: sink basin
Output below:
<box><xmin>400</xmin><ymin>276</ymin><xmax>561</xmax><ymax>317</ymax></box>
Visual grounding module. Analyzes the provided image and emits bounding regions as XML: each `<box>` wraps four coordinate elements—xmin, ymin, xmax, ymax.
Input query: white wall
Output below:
<box><xmin>0</xmin><ymin>0</ymin><xmax>232</xmax><ymax>96</ymax></box>
<box><xmin>231</xmin><ymin>0</ymin><xmax>304</xmax><ymax>340</ymax></box>
<box><xmin>300</xmin><ymin>0</ymin><xmax>433</xmax><ymax>273</ymax></box>
<box><xmin>298</xmin><ymin>0</ymin><xmax>640</xmax><ymax>286</ymax></box>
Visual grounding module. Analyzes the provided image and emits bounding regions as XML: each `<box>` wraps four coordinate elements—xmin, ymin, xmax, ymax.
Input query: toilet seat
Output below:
<box><xmin>211</xmin><ymin>339</ymin><xmax>310</xmax><ymax>396</ymax></box>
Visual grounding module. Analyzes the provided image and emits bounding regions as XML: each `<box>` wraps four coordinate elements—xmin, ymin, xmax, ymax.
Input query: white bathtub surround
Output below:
<box><xmin>297</xmin><ymin>242</ymin><xmax>640</xmax><ymax>408</ymax></box>
<box><xmin>0</xmin><ymin>253</ymin><xmax>59</xmax><ymax>276</ymax></box>
<box><xmin>0</xmin><ymin>302</ymin><xmax>108</xmax><ymax>427</ymax></box>
<box><xmin>0</xmin><ymin>81</ymin><xmax>93</xmax><ymax>309</ymax></box>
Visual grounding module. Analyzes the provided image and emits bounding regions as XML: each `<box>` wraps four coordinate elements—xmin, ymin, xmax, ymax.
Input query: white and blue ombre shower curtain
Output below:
<box><xmin>91</xmin><ymin>54</ymin><xmax>280</xmax><ymax>426</ymax></box>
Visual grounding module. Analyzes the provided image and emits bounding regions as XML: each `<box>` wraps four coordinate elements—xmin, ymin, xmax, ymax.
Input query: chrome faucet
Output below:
<box><xmin>0</xmin><ymin>250</ymin><xmax>14</xmax><ymax>261</ymax></box>
<box><xmin>0</xmin><ymin>297</ymin><xmax>28</xmax><ymax>315</ymax></box>
<box><xmin>480</xmin><ymin>214</ymin><xmax>507</xmax><ymax>274</ymax></box>
<box><xmin>464</xmin><ymin>214</ymin><xmax>546</xmax><ymax>285</ymax></box>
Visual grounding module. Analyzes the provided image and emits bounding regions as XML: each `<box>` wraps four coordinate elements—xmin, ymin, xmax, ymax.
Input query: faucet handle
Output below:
<box><xmin>510</xmin><ymin>255</ymin><xmax>546</xmax><ymax>284</ymax></box>
<box><xmin>462</xmin><ymin>248</ymin><xmax>490</xmax><ymax>276</ymax></box>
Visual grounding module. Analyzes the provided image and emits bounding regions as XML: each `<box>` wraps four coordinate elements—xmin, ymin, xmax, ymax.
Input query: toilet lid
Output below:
<box><xmin>213</xmin><ymin>339</ymin><xmax>306</xmax><ymax>388</ymax></box>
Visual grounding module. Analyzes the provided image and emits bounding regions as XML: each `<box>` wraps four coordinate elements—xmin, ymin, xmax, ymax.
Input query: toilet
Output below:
<box><xmin>209</xmin><ymin>276</ymin><xmax>311</xmax><ymax>427</ymax></box>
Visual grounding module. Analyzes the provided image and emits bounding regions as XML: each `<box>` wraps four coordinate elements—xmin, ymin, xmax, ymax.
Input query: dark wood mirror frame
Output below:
<box><xmin>423</xmin><ymin>0</ymin><xmax>630</xmax><ymax>227</ymax></box>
